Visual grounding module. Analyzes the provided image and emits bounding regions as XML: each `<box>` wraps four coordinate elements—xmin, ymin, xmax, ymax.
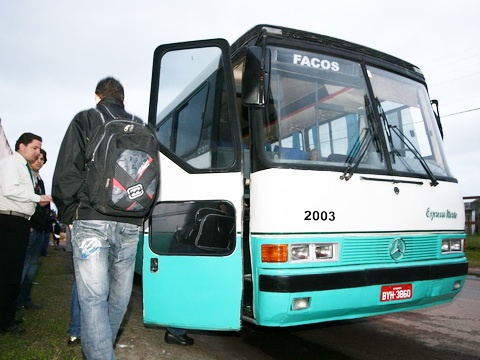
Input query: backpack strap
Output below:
<box><xmin>94</xmin><ymin>108</ymin><xmax>106</xmax><ymax>124</ymax></box>
<box><xmin>88</xmin><ymin>109</ymin><xmax>108</xmax><ymax>163</ymax></box>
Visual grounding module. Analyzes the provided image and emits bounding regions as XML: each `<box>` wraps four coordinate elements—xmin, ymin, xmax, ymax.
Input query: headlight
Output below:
<box><xmin>291</xmin><ymin>244</ymin><xmax>309</xmax><ymax>260</ymax></box>
<box><xmin>315</xmin><ymin>244</ymin><xmax>334</xmax><ymax>259</ymax></box>
<box><xmin>450</xmin><ymin>239</ymin><xmax>462</xmax><ymax>251</ymax></box>
<box><xmin>441</xmin><ymin>238</ymin><xmax>464</xmax><ymax>253</ymax></box>
<box><xmin>290</xmin><ymin>243</ymin><xmax>338</xmax><ymax>263</ymax></box>
<box><xmin>441</xmin><ymin>240</ymin><xmax>450</xmax><ymax>252</ymax></box>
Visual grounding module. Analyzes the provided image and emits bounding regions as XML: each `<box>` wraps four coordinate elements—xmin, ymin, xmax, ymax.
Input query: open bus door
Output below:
<box><xmin>142</xmin><ymin>39</ymin><xmax>244</xmax><ymax>331</ymax></box>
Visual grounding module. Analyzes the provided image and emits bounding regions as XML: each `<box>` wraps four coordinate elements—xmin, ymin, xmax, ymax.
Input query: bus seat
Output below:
<box><xmin>327</xmin><ymin>153</ymin><xmax>348</xmax><ymax>162</ymax></box>
<box><xmin>273</xmin><ymin>146</ymin><xmax>308</xmax><ymax>160</ymax></box>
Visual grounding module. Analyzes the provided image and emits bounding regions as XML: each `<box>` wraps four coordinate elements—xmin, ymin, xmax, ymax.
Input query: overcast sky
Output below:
<box><xmin>1</xmin><ymin>0</ymin><xmax>479</xmax><ymax>198</ymax></box>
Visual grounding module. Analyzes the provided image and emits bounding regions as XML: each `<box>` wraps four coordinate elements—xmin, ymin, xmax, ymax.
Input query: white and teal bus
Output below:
<box><xmin>138</xmin><ymin>25</ymin><xmax>467</xmax><ymax>331</ymax></box>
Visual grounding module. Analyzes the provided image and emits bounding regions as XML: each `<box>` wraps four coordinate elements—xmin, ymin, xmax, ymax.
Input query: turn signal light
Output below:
<box><xmin>262</xmin><ymin>244</ymin><xmax>288</xmax><ymax>263</ymax></box>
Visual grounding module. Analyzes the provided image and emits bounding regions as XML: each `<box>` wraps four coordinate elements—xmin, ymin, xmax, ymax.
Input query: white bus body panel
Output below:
<box><xmin>250</xmin><ymin>169</ymin><xmax>465</xmax><ymax>234</ymax></box>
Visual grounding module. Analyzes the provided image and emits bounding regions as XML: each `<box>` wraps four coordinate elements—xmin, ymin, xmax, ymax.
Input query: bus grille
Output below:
<box><xmin>341</xmin><ymin>235</ymin><xmax>439</xmax><ymax>265</ymax></box>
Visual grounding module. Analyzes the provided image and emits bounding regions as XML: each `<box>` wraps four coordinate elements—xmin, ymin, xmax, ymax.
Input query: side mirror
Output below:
<box><xmin>241</xmin><ymin>46</ymin><xmax>271</xmax><ymax>106</ymax></box>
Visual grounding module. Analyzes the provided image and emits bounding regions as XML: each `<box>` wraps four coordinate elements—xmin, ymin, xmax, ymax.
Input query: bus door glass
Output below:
<box><xmin>143</xmin><ymin>40</ymin><xmax>243</xmax><ymax>331</ymax></box>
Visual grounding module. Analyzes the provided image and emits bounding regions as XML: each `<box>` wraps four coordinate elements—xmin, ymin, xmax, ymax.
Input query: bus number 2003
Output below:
<box><xmin>304</xmin><ymin>211</ymin><xmax>335</xmax><ymax>221</ymax></box>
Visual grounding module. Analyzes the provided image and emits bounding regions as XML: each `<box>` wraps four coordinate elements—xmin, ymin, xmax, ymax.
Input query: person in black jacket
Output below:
<box><xmin>52</xmin><ymin>77</ymin><xmax>147</xmax><ymax>359</ymax></box>
<box><xmin>17</xmin><ymin>149</ymin><xmax>50</xmax><ymax>310</ymax></box>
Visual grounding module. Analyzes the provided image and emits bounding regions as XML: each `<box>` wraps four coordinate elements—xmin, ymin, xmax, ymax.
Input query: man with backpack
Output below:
<box><xmin>52</xmin><ymin>77</ymin><xmax>158</xmax><ymax>359</ymax></box>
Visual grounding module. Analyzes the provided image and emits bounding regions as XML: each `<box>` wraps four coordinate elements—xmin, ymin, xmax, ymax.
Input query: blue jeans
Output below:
<box><xmin>18</xmin><ymin>229</ymin><xmax>44</xmax><ymax>305</ymax></box>
<box><xmin>68</xmin><ymin>281</ymin><xmax>81</xmax><ymax>338</ymax></box>
<box><xmin>41</xmin><ymin>231</ymin><xmax>51</xmax><ymax>256</ymax></box>
<box><xmin>72</xmin><ymin>220</ymin><xmax>139</xmax><ymax>360</ymax></box>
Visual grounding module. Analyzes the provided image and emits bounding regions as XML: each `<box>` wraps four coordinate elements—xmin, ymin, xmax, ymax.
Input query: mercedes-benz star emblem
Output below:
<box><xmin>389</xmin><ymin>238</ymin><xmax>406</xmax><ymax>260</ymax></box>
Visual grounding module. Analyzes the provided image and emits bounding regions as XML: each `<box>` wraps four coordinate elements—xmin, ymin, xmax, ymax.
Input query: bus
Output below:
<box><xmin>138</xmin><ymin>24</ymin><xmax>468</xmax><ymax>331</ymax></box>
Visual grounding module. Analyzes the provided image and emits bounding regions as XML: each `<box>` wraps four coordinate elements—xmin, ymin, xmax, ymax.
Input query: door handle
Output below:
<box><xmin>150</xmin><ymin>258</ymin><xmax>158</xmax><ymax>273</ymax></box>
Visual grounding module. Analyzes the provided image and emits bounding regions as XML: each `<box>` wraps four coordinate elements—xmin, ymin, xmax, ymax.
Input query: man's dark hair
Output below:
<box><xmin>40</xmin><ymin>148</ymin><xmax>47</xmax><ymax>163</ymax></box>
<box><xmin>15</xmin><ymin>132</ymin><xmax>42</xmax><ymax>151</ymax></box>
<box><xmin>95</xmin><ymin>77</ymin><xmax>124</xmax><ymax>102</ymax></box>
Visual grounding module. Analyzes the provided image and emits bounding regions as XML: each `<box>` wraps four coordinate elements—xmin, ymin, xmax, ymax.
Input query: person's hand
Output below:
<box><xmin>39</xmin><ymin>194</ymin><xmax>52</xmax><ymax>207</ymax></box>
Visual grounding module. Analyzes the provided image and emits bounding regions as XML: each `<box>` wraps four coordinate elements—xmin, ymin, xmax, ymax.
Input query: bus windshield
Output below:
<box><xmin>262</xmin><ymin>46</ymin><xmax>452</xmax><ymax>179</ymax></box>
<box><xmin>368</xmin><ymin>66</ymin><xmax>452</xmax><ymax>178</ymax></box>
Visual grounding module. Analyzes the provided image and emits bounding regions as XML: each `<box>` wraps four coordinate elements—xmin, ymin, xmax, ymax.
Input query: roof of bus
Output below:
<box><xmin>230</xmin><ymin>24</ymin><xmax>424</xmax><ymax>78</ymax></box>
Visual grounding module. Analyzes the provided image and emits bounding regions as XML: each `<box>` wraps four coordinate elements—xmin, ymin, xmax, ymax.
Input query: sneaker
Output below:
<box><xmin>67</xmin><ymin>336</ymin><xmax>81</xmax><ymax>345</ymax></box>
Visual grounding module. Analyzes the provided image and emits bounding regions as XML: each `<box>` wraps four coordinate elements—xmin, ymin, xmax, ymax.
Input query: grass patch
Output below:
<box><xmin>0</xmin><ymin>242</ymin><xmax>83</xmax><ymax>360</ymax></box>
<box><xmin>467</xmin><ymin>234</ymin><xmax>480</xmax><ymax>268</ymax></box>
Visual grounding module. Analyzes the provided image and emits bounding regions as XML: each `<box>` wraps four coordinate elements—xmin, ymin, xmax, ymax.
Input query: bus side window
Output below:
<box><xmin>154</xmin><ymin>46</ymin><xmax>238</xmax><ymax>172</ymax></box>
<box><xmin>150</xmin><ymin>201</ymin><xmax>235</xmax><ymax>256</ymax></box>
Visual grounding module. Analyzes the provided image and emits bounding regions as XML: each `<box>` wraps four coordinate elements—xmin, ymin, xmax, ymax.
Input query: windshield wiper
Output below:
<box><xmin>340</xmin><ymin>96</ymin><xmax>378</xmax><ymax>181</ymax></box>
<box><xmin>340</xmin><ymin>128</ymin><xmax>372</xmax><ymax>181</ymax></box>
<box><xmin>376</xmin><ymin>98</ymin><xmax>401</xmax><ymax>162</ymax></box>
<box><xmin>388</xmin><ymin>125</ymin><xmax>439</xmax><ymax>186</ymax></box>
<box><xmin>376</xmin><ymin>98</ymin><xmax>438</xmax><ymax>187</ymax></box>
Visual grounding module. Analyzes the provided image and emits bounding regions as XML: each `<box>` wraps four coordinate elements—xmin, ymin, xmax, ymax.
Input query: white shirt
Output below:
<box><xmin>0</xmin><ymin>151</ymin><xmax>41</xmax><ymax>215</ymax></box>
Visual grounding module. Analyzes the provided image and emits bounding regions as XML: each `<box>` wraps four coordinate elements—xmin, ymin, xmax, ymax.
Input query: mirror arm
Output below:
<box><xmin>431</xmin><ymin>99</ymin><xmax>444</xmax><ymax>139</ymax></box>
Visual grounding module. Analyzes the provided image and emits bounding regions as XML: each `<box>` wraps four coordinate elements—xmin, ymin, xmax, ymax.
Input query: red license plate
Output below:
<box><xmin>380</xmin><ymin>284</ymin><xmax>412</xmax><ymax>302</ymax></box>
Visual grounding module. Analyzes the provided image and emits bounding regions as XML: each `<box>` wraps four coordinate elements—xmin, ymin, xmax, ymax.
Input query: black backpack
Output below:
<box><xmin>85</xmin><ymin>107</ymin><xmax>160</xmax><ymax>218</ymax></box>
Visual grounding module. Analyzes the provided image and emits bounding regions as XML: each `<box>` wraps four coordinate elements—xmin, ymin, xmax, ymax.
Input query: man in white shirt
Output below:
<box><xmin>18</xmin><ymin>149</ymin><xmax>51</xmax><ymax>311</ymax></box>
<box><xmin>0</xmin><ymin>133</ymin><xmax>52</xmax><ymax>334</ymax></box>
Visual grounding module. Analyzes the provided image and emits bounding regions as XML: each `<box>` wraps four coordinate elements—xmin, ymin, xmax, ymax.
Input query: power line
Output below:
<box><xmin>443</xmin><ymin>107</ymin><xmax>480</xmax><ymax>118</ymax></box>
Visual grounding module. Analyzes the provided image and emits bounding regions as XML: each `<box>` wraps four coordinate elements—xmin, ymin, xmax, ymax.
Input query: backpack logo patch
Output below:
<box><xmin>127</xmin><ymin>184</ymin><xmax>144</xmax><ymax>200</ymax></box>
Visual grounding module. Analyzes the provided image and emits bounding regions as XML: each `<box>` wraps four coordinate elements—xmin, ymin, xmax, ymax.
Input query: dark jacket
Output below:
<box><xmin>30</xmin><ymin>176</ymin><xmax>52</xmax><ymax>232</ymax></box>
<box><xmin>52</xmin><ymin>97</ymin><xmax>144</xmax><ymax>226</ymax></box>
